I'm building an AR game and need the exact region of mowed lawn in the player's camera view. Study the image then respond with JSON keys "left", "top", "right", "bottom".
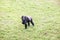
{"left": 0, "top": 0, "right": 60, "bottom": 40}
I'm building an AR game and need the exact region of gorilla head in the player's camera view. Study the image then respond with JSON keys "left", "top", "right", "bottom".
{"left": 21, "top": 16, "right": 34, "bottom": 29}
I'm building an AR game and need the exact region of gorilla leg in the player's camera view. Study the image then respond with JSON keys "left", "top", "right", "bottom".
{"left": 25, "top": 24, "right": 27, "bottom": 29}
{"left": 31, "top": 19, "right": 34, "bottom": 26}
{"left": 28, "top": 22, "right": 30, "bottom": 26}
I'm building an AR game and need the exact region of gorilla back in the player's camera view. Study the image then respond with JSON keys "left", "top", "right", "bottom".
{"left": 21, "top": 16, "right": 34, "bottom": 29}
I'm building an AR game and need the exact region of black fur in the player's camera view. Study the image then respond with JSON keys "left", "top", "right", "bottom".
{"left": 21, "top": 16, "right": 34, "bottom": 29}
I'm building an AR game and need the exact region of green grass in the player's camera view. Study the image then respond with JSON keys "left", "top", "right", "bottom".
{"left": 0, "top": 0, "right": 60, "bottom": 40}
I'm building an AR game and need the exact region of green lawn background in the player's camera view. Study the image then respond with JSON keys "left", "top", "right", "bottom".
{"left": 0, "top": 0, "right": 60, "bottom": 40}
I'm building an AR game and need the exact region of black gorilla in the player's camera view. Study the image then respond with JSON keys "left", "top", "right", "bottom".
{"left": 21, "top": 16, "right": 34, "bottom": 29}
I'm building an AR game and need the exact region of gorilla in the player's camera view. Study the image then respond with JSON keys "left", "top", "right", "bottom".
{"left": 21, "top": 16, "right": 34, "bottom": 29}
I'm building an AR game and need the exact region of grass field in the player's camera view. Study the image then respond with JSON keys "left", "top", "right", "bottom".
{"left": 0, "top": 0, "right": 60, "bottom": 40}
